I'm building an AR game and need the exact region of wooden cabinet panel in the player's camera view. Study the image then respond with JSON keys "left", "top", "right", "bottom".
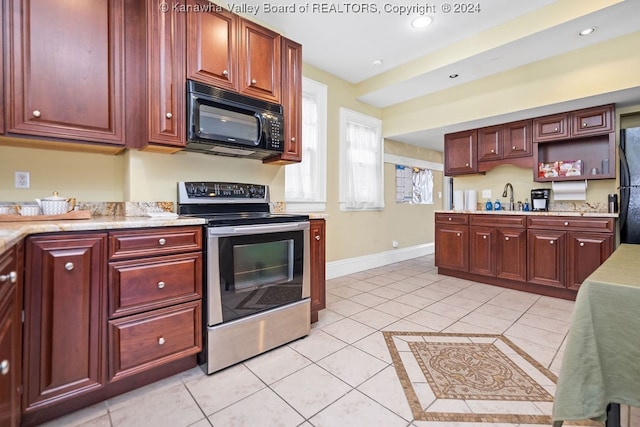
{"left": 435, "top": 224, "right": 468, "bottom": 271}
{"left": 570, "top": 105, "right": 614, "bottom": 138}
{"left": 444, "top": 130, "right": 477, "bottom": 175}
{"left": 109, "top": 252, "right": 202, "bottom": 318}
{"left": 527, "top": 229, "right": 565, "bottom": 288}
{"left": 109, "top": 226, "right": 202, "bottom": 259}
{"left": 436, "top": 213, "right": 468, "bottom": 225}
{"left": 533, "top": 113, "right": 569, "bottom": 142}
{"left": 109, "top": 301, "right": 201, "bottom": 381}
{"left": 469, "top": 214, "right": 525, "bottom": 228}
{"left": 23, "top": 233, "right": 107, "bottom": 412}
{"left": 147, "top": 0, "right": 186, "bottom": 148}
{"left": 477, "top": 125, "right": 502, "bottom": 162}
{"left": 566, "top": 232, "right": 613, "bottom": 290}
{"left": 496, "top": 228, "right": 527, "bottom": 282}
{"left": 239, "top": 19, "right": 281, "bottom": 102}
{"left": 527, "top": 216, "right": 614, "bottom": 232}
{"left": 469, "top": 227, "right": 496, "bottom": 276}
{"left": 186, "top": 0, "right": 238, "bottom": 91}
{"left": 503, "top": 120, "right": 532, "bottom": 158}
{"left": 310, "top": 219, "right": 326, "bottom": 323}
{"left": 6, "top": 0, "right": 125, "bottom": 145}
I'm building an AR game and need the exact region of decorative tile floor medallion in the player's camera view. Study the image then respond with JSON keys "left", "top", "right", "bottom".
{"left": 383, "top": 331, "right": 600, "bottom": 425}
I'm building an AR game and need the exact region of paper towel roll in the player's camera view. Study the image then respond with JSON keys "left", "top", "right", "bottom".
{"left": 551, "top": 180, "right": 587, "bottom": 201}
{"left": 465, "top": 190, "right": 477, "bottom": 211}
{"left": 453, "top": 190, "right": 464, "bottom": 211}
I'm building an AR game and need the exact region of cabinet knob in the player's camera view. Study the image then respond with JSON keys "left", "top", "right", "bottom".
{"left": 291, "top": 137, "right": 296, "bottom": 142}
{"left": 251, "top": 79, "right": 257, "bottom": 85}
{"left": 512, "top": 146, "right": 516, "bottom": 150}
{"left": 564, "top": 222, "right": 569, "bottom": 226}
{"left": 490, "top": 149, "right": 495, "bottom": 153}
{"left": 158, "top": 337, "right": 166, "bottom": 345}
{"left": 157, "top": 281, "right": 166, "bottom": 289}
{"left": 448, "top": 217, "right": 452, "bottom": 221}
{"left": 0, "top": 360, "right": 8, "bottom": 376}
{"left": 32, "top": 110, "right": 41, "bottom": 118}
{"left": 483, "top": 235, "right": 487, "bottom": 239}
{"left": 554, "top": 127, "right": 558, "bottom": 131}
{"left": 158, "top": 238, "right": 166, "bottom": 246}
{"left": 166, "top": 112, "right": 173, "bottom": 119}
{"left": 315, "top": 235, "right": 320, "bottom": 241}
{"left": 456, "top": 233, "right": 461, "bottom": 237}
{"left": 465, "top": 163, "right": 469, "bottom": 167}
{"left": 505, "top": 236, "right": 510, "bottom": 241}
{"left": 0, "top": 271, "right": 17, "bottom": 284}
{"left": 583, "top": 122, "right": 588, "bottom": 128}
{"left": 65, "top": 262, "right": 74, "bottom": 271}
{"left": 580, "top": 242, "right": 585, "bottom": 247}
{"left": 550, "top": 240, "right": 555, "bottom": 245}
{"left": 222, "top": 69, "right": 229, "bottom": 76}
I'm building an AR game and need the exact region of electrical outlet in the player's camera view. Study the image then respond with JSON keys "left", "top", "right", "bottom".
{"left": 392, "top": 240, "right": 399, "bottom": 248}
{"left": 482, "top": 189, "right": 491, "bottom": 199}
{"left": 15, "top": 171, "right": 30, "bottom": 189}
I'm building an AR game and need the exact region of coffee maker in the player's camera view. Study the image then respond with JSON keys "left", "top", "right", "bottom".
{"left": 531, "top": 188, "right": 551, "bottom": 211}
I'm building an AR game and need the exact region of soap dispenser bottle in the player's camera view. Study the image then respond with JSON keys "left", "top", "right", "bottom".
{"left": 485, "top": 199, "right": 493, "bottom": 211}
{"left": 494, "top": 199, "right": 501, "bottom": 211}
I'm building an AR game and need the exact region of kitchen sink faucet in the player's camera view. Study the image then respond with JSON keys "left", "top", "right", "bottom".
{"left": 502, "top": 183, "right": 514, "bottom": 211}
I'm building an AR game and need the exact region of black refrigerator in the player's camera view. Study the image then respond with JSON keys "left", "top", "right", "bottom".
{"left": 620, "top": 127, "right": 640, "bottom": 244}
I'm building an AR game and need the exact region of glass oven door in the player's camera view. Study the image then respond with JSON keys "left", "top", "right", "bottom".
{"left": 206, "top": 222, "right": 310, "bottom": 324}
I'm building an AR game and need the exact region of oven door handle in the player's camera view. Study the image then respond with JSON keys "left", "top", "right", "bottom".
{"left": 209, "top": 222, "right": 309, "bottom": 235}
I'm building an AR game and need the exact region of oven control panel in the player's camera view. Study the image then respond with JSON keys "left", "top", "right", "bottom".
{"left": 181, "top": 182, "right": 267, "bottom": 201}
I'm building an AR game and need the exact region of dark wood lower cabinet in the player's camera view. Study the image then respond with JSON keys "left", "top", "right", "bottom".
{"left": 310, "top": 219, "right": 326, "bottom": 323}
{"left": 527, "top": 229, "right": 566, "bottom": 288}
{"left": 567, "top": 232, "right": 613, "bottom": 290}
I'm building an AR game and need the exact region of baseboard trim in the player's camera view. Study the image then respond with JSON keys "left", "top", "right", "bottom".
{"left": 326, "top": 243, "right": 435, "bottom": 280}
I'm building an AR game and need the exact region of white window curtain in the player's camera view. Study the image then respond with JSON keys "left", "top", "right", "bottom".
{"left": 285, "top": 78, "right": 327, "bottom": 212}
{"left": 339, "top": 108, "right": 384, "bottom": 210}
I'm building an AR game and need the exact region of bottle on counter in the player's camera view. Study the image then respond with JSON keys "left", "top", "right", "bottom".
{"left": 523, "top": 198, "right": 530, "bottom": 212}
{"left": 485, "top": 199, "right": 493, "bottom": 211}
{"left": 494, "top": 199, "right": 501, "bottom": 211}
{"left": 517, "top": 201, "right": 523, "bottom": 211}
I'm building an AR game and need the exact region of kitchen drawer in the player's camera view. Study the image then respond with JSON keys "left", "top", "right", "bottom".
{"left": 527, "top": 216, "right": 614, "bottom": 232}
{"left": 108, "top": 226, "right": 202, "bottom": 260}
{"left": 470, "top": 214, "right": 525, "bottom": 228}
{"left": 108, "top": 253, "right": 202, "bottom": 318}
{"left": 435, "top": 213, "right": 468, "bottom": 225}
{"left": 108, "top": 300, "right": 201, "bottom": 381}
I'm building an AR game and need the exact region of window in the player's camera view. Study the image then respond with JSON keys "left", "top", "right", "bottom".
{"left": 339, "top": 108, "right": 384, "bottom": 211}
{"left": 285, "top": 77, "right": 327, "bottom": 212}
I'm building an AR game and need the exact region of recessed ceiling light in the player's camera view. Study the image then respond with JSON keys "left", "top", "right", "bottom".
{"left": 579, "top": 27, "right": 596, "bottom": 36}
{"left": 411, "top": 16, "right": 433, "bottom": 29}
{"left": 372, "top": 59, "right": 383, "bottom": 66}
{"left": 449, "top": 73, "right": 459, "bottom": 79}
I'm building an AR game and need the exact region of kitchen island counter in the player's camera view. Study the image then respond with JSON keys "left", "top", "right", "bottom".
{"left": 435, "top": 209, "right": 618, "bottom": 218}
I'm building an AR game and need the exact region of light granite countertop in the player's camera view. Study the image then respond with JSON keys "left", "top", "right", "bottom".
{"left": 0, "top": 216, "right": 206, "bottom": 255}
{"left": 435, "top": 209, "right": 619, "bottom": 218}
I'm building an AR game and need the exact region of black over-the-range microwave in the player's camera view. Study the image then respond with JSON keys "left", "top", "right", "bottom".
{"left": 185, "top": 80, "right": 285, "bottom": 159}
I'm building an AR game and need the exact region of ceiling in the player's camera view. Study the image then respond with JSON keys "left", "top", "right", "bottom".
{"left": 252, "top": 0, "right": 640, "bottom": 151}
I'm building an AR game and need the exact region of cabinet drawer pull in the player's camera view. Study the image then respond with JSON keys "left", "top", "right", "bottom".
{"left": 165, "top": 112, "right": 172, "bottom": 119}
{"left": 583, "top": 122, "right": 588, "bottom": 127}
{"left": 554, "top": 127, "right": 558, "bottom": 131}
{"left": 448, "top": 217, "right": 452, "bottom": 221}
{"left": 550, "top": 240, "right": 555, "bottom": 245}
{"left": 158, "top": 337, "right": 166, "bottom": 345}
{"left": 505, "top": 236, "right": 510, "bottom": 241}
{"left": 32, "top": 110, "right": 41, "bottom": 118}
{"left": 251, "top": 78, "right": 257, "bottom": 85}
{"left": 580, "top": 242, "right": 585, "bottom": 247}
{"left": 564, "top": 222, "right": 569, "bottom": 226}
{"left": 0, "top": 271, "right": 17, "bottom": 283}
{"left": 65, "top": 262, "right": 74, "bottom": 271}
{"left": 157, "top": 281, "right": 166, "bottom": 289}
{"left": 222, "top": 69, "right": 229, "bottom": 76}
{"left": 158, "top": 238, "right": 166, "bottom": 246}
{"left": 315, "top": 235, "right": 320, "bottom": 241}
{"left": 0, "top": 360, "right": 8, "bottom": 375}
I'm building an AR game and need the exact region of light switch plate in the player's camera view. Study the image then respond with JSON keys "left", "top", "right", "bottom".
{"left": 482, "top": 189, "right": 491, "bottom": 199}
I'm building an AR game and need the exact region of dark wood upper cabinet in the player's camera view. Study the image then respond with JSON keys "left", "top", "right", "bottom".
{"left": 186, "top": 0, "right": 238, "bottom": 92}
{"left": 238, "top": 18, "right": 281, "bottom": 103}
{"left": 570, "top": 104, "right": 614, "bottom": 137}
{"left": 503, "top": 120, "right": 533, "bottom": 158}
{"left": 146, "top": 0, "right": 186, "bottom": 149}
{"left": 5, "top": 0, "right": 125, "bottom": 146}
{"left": 444, "top": 130, "right": 477, "bottom": 175}
{"left": 477, "top": 125, "right": 502, "bottom": 162}
{"left": 533, "top": 113, "right": 569, "bottom": 142}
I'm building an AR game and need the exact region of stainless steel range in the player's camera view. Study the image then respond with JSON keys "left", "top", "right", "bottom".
{"left": 177, "top": 182, "right": 310, "bottom": 374}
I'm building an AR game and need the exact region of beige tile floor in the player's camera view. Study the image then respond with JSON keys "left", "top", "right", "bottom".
{"left": 39, "top": 254, "right": 639, "bottom": 427}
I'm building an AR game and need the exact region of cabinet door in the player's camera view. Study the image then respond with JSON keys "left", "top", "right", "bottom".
{"left": 239, "top": 18, "right": 281, "bottom": 102}
{"left": 444, "top": 130, "right": 477, "bottom": 175}
{"left": 566, "top": 232, "right": 613, "bottom": 290}
{"left": 23, "top": 234, "right": 107, "bottom": 412}
{"left": 503, "top": 120, "right": 532, "bottom": 158}
{"left": 6, "top": 0, "right": 125, "bottom": 145}
{"left": 477, "top": 125, "right": 502, "bottom": 162}
{"left": 533, "top": 113, "right": 569, "bottom": 142}
{"left": 186, "top": 0, "right": 238, "bottom": 91}
{"left": 310, "top": 219, "right": 326, "bottom": 324}
{"left": 469, "top": 227, "right": 496, "bottom": 276}
{"left": 147, "top": 0, "right": 186, "bottom": 148}
{"left": 570, "top": 105, "right": 614, "bottom": 138}
{"left": 265, "top": 37, "right": 302, "bottom": 164}
{"left": 435, "top": 225, "right": 469, "bottom": 271}
{"left": 496, "top": 228, "right": 527, "bottom": 282}
{"left": 527, "top": 229, "right": 565, "bottom": 288}
{"left": 0, "top": 294, "right": 19, "bottom": 427}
